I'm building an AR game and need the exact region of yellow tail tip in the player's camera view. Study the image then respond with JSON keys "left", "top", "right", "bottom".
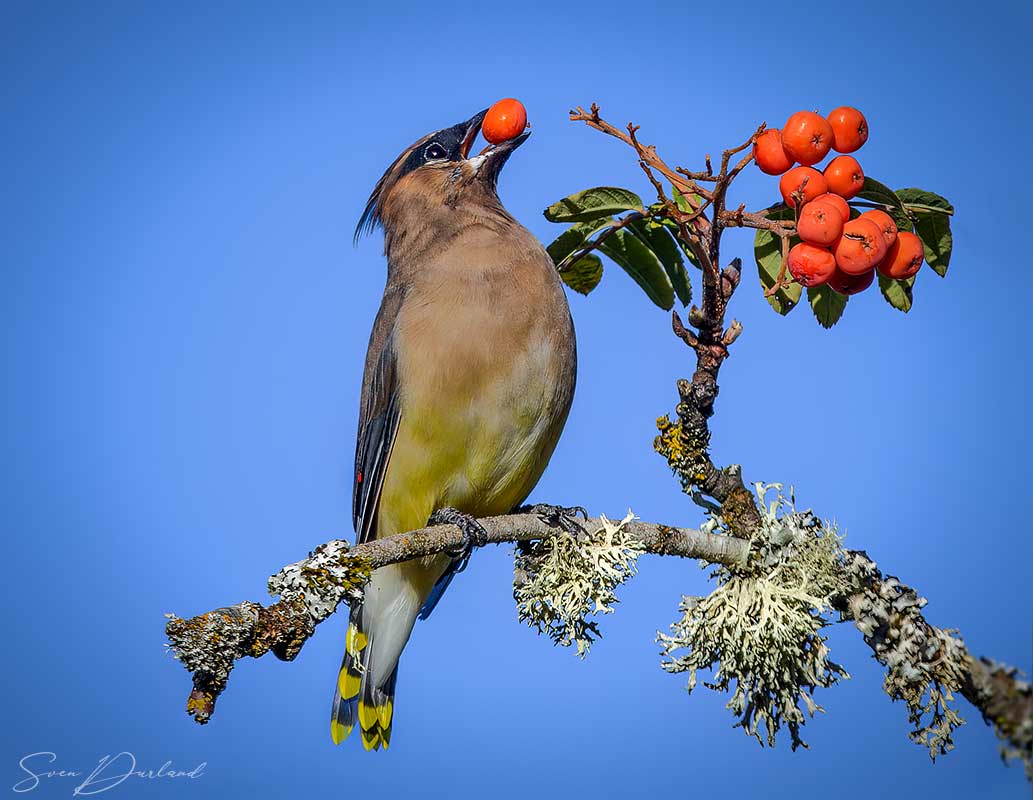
{"left": 338, "top": 668, "right": 362, "bottom": 700}
{"left": 330, "top": 719, "right": 353, "bottom": 745}
{"left": 376, "top": 699, "right": 393, "bottom": 730}
{"left": 360, "top": 725, "right": 382, "bottom": 751}
{"left": 358, "top": 701, "right": 380, "bottom": 731}
{"left": 357, "top": 701, "right": 394, "bottom": 751}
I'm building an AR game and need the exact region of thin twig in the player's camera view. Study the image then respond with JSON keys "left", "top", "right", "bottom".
{"left": 557, "top": 211, "right": 645, "bottom": 273}
{"left": 763, "top": 233, "right": 793, "bottom": 298}
{"left": 569, "top": 105, "right": 713, "bottom": 232}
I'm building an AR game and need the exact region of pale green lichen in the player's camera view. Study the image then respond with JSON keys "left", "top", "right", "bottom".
{"left": 840, "top": 551, "right": 968, "bottom": 762}
{"left": 267, "top": 539, "right": 370, "bottom": 623}
{"left": 165, "top": 603, "right": 261, "bottom": 675}
{"left": 514, "top": 511, "right": 643, "bottom": 657}
{"left": 165, "top": 602, "right": 263, "bottom": 723}
{"left": 658, "top": 483, "right": 849, "bottom": 750}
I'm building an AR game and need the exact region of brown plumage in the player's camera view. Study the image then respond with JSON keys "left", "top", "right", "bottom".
{"left": 331, "top": 108, "right": 577, "bottom": 750}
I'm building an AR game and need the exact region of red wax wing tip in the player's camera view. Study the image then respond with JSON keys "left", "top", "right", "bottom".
{"left": 356, "top": 472, "right": 363, "bottom": 483}
{"left": 482, "top": 98, "right": 528, "bottom": 145}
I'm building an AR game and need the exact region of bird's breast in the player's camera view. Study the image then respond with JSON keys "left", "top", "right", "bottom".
{"left": 381, "top": 263, "right": 575, "bottom": 527}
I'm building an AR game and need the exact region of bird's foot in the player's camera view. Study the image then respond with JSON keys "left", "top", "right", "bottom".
{"left": 428, "top": 507, "right": 489, "bottom": 567}
{"left": 516, "top": 503, "right": 588, "bottom": 535}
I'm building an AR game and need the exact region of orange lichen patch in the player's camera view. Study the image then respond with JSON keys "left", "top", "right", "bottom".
{"left": 186, "top": 689, "right": 214, "bottom": 720}
{"left": 655, "top": 414, "right": 711, "bottom": 486}
{"left": 654, "top": 415, "right": 685, "bottom": 464}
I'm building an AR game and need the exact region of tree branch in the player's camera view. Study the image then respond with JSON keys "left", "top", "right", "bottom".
{"left": 165, "top": 512, "right": 745, "bottom": 725}
{"left": 165, "top": 508, "right": 1032, "bottom": 773}
{"left": 836, "top": 549, "right": 1032, "bottom": 771}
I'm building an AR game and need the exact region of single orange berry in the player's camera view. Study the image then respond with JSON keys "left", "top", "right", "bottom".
{"left": 827, "top": 106, "right": 868, "bottom": 153}
{"left": 878, "top": 231, "right": 924, "bottom": 280}
{"left": 753, "top": 129, "right": 795, "bottom": 175}
{"left": 779, "top": 166, "right": 828, "bottom": 208}
{"left": 781, "top": 111, "right": 834, "bottom": 166}
{"left": 833, "top": 218, "right": 888, "bottom": 274}
{"left": 787, "top": 242, "right": 837, "bottom": 287}
{"left": 482, "top": 98, "right": 527, "bottom": 144}
{"left": 812, "top": 192, "right": 850, "bottom": 224}
{"left": 797, "top": 201, "right": 844, "bottom": 246}
{"left": 823, "top": 155, "right": 865, "bottom": 199}
{"left": 859, "top": 209, "right": 898, "bottom": 249}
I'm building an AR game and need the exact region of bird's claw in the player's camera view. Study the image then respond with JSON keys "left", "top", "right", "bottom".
{"left": 428, "top": 507, "right": 489, "bottom": 568}
{"left": 517, "top": 503, "right": 588, "bottom": 535}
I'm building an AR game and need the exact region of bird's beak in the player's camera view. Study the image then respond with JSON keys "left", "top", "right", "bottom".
{"left": 457, "top": 105, "right": 530, "bottom": 182}
{"left": 455, "top": 108, "right": 530, "bottom": 166}
{"left": 458, "top": 109, "right": 489, "bottom": 160}
{"left": 474, "top": 127, "right": 530, "bottom": 184}
{"left": 480, "top": 128, "right": 531, "bottom": 166}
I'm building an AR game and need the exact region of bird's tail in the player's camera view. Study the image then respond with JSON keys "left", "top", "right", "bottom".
{"left": 330, "top": 602, "right": 398, "bottom": 751}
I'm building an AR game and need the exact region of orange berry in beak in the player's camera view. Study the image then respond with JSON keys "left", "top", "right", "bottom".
{"left": 482, "top": 98, "right": 527, "bottom": 144}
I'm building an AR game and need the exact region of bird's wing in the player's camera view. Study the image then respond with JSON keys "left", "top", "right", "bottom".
{"left": 353, "top": 286, "right": 403, "bottom": 545}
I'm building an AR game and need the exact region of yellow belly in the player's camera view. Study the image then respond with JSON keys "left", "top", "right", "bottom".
{"left": 376, "top": 341, "right": 569, "bottom": 595}
{"left": 372, "top": 252, "right": 575, "bottom": 601}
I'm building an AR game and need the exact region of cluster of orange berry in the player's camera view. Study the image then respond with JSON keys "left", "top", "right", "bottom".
{"left": 754, "top": 107, "right": 925, "bottom": 295}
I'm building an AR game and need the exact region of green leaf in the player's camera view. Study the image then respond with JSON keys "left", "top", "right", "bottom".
{"left": 658, "top": 218, "right": 701, "bottom": 268}
{"left": 889, "top": 207, "right": 914, "bottom": 234}
{"left": 546, "top": 218, "right": 614, "bottom": 266}
{"left": 630, "top": 219, "right": 692, "bottom": 306}
{"left": 672, "top": 186, "right": 702, "bottom": 214}
{"left": 559, "top": 254, "right": 604, "bottom": 296}
{"left": 878, "top": 273, "right": 915, "bottom": 313}
{"left": 807, "top": 284, "right": 848, "bottom": 328}
{"left": 666, "top": 187, "right": 705, "bottom": 269}
{"left": 894, "top": 188, "right": 954, "bottom": 215}
{"left": 855, "top": 179, "right": 919, "bottom": 235}
{"left": 598, "top": 228, "right": 674, "bottom": 309}
{"left": 754, "top": 228, "right": 801, "bottom": 315}
{"left": 914, "top": 212, "right": 952, "bottom": 276}
{"left": 856, "top": 177, "right": 906, "bottom": 212}
{"left": 896, "top": 188, "right": 953, "bottom": 276}
{"left": 544, "top": 187, "right": 644, "bottom": 223}
{"left": 760, "top": 204, "right": 797, "bottom": 222}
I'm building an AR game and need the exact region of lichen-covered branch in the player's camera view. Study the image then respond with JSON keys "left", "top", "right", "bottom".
{"left": 165, "top": 498, "right": 1031, "bottom": 775}
{"left": 835, "top": 549, "right": 1033, "bottom": 775}
{"left": 656, "top": 483, "right": 1032, "bottom": 774}
{"left": 659, "top": 486, "right": 849, "bottom": 751}
{"left": 165, "top": 512, "right": 746, "bottom": 724}
{"left": 515, "top": 511, "right": 644, "bottom": 657}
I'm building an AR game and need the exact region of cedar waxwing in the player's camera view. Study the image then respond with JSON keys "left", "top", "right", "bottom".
{"left": 331, "top": 108, "right": 577, "bottom": 750}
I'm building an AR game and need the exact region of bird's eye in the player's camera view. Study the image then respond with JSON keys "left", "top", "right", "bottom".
{"left": 424, "top": 143, "right": 448, "bottom": 161}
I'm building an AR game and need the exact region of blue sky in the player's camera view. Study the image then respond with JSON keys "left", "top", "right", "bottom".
{"left": 3, "top": 1, "right": 1030, "bottom": 797}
